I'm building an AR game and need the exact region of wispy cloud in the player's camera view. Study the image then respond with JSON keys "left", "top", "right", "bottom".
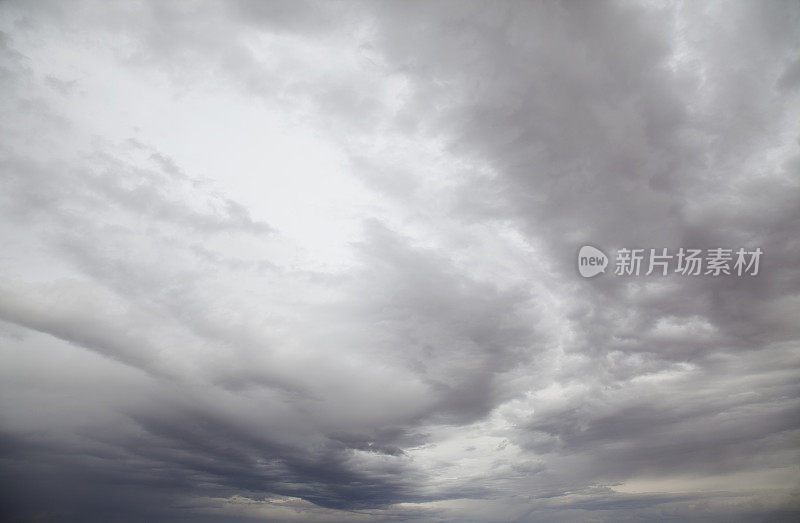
{"left": 1, "top": 1, "right": 798, "bottom": 521}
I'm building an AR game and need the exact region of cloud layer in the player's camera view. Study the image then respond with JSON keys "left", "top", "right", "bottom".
{"left": 1, "top": 1, "right": 799, "bottom": 521}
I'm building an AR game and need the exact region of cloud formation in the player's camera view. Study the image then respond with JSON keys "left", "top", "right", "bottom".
{"left": 0, "top": 1, "right": 798, "bottom": 521}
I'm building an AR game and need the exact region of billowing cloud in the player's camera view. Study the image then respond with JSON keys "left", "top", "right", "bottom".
{"left": 1, "top": 1, "right": 798, "bottom": 521}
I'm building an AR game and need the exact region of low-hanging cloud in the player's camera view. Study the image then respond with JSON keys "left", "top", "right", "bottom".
{"left": 1, "top": 1, "right": 798, "bottom": 521}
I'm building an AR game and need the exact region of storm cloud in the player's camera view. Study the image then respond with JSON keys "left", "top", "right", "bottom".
{"left": 1, "top": 1, "right": 799, "bottom": 521}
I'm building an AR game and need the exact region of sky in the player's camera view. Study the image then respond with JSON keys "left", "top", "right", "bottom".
{"left": 0, "top": 1, "right": 799, "bottom": 521}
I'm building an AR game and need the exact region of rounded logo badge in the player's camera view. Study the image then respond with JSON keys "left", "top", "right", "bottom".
{"left": 578, "top": 245, "right": 608, "bottom": 278}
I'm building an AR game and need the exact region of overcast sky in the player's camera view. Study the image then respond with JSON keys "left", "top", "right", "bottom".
{"left": 1, "top": 1, "right": 799, "bottom": 521}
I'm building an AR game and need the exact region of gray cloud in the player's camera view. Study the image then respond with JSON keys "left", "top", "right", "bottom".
{"left": 0, "top": 0, "right": 798, "bottom": 521}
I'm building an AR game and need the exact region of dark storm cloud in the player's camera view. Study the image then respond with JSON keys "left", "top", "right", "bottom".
{"left": 0, "top": 0, "right": 799, "bottom": 521}
{"left": 378, "top": 1, "right": 800, "bottom": 515}
{"left": 349, "top": 219, "right": 541, "bottom": 424}
{"left": 368, "top": 3, "right": 800, "bottom": 508}
{"left": 353, "top": 0, "right": 799, "bottom": 516}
